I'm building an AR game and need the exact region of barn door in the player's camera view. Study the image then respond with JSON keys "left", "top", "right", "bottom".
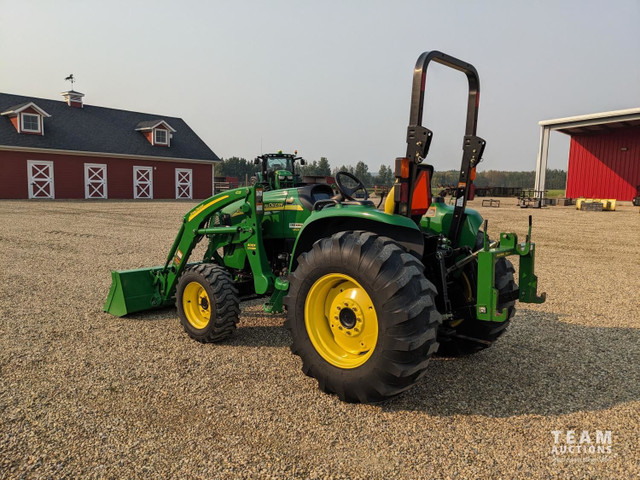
{"left": 27, "top": 160, "right": 55, "bottom": 199}
{"left": 133, "top": 166, "right": 153, "bottom": 199}
{"left": 84, "top": 163, "right": 108, "bottom": 199}
{"left": 175, "top": 168, "right": 192, "bottom": 199}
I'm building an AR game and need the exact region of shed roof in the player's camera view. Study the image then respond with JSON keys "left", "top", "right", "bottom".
{"left": 539, "top": 108, "right": 640, "bottom": 135}
{"left": 0, "top": 92, "right": 219, "bottom": 162}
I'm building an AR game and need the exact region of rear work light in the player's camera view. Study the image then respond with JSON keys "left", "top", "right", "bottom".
{"left": 395, "top": 157, "right": 410, "bottom": 179}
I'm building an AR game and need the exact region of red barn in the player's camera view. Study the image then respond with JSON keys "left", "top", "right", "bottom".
{"left": 534, "top": 108, "right": 640, "bottom": 201}
{"left": 0, "top": 91, "right": 220, "bottom": 199}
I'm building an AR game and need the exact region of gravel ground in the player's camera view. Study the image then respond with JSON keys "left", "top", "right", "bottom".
{"left": 1, "top": 198, "right": 639, "bottom": 479}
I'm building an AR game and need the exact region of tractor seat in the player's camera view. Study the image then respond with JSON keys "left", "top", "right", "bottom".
{"left": 297, "top": 184, "right": 336, "bottom": 211}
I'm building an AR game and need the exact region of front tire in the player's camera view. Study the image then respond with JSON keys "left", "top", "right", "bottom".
{"left": 285, "top": 231, "right": 441, "bottom": 403}
{"left": 176, "top": 264, "right": 240, "bottom": 343}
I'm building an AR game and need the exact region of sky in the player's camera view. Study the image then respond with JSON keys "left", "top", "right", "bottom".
{"left": 1, "top": 0, "right": 639, "bottom": 173}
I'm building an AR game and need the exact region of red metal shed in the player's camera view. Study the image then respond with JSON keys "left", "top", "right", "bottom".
{"left": 534, "top": 108, "right": 640, "bottom": 201}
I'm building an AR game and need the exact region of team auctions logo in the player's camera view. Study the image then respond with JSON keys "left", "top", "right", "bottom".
{"left": 550, "top": 430, "right": 613, "bottom": 463}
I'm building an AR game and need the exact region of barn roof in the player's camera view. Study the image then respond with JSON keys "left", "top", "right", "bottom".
{"left": 1, "top": 101, "right": 52, "bottom": 117}
{"left": 135, "top": 119, "right": 177, "bottom": 132}
{"left": 0, "top": 92, "right": 219, "bottom": 162}
{"left": 539, "top": 107, "right": 640, "bottom": 135}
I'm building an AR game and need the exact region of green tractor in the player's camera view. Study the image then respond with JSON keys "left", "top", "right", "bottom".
{"left": 105, "top": 51, "right": 545, "bottom": 403}
{"left": 252, "top": 150, "right": 306, "bottom": 189}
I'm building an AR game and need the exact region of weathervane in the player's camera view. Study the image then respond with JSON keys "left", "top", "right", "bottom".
{"left": 64, "top": 74, "right": 75, "bottom": 89}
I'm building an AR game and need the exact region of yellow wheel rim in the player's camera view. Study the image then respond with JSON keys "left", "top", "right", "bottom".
{"left": 182, "top": 282, "right": 211, "bottom": 329}
{"left": 304, "top": 273, "right": 378, "bottom": 369}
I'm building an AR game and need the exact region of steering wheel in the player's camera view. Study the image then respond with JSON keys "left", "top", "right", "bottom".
{"left": 335, "top": 172, "right": 369, "bottom": 201}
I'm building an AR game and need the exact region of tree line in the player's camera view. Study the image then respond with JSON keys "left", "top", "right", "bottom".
{"left": 215, "top": 156, "right": 566, "bottom": 190}
{"left": 431, "top": 169, "right": 567, "bottom": 189}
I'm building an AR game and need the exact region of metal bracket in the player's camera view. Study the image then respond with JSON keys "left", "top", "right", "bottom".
{"left": 406, "top": 125, "right": 433, "bottom": 163}
{"left": 449, "top": 135, "right": 486, "bottom": 247}
{"left": 264, "top": 277, "right": 289, "bottom": 314}
{"left": 436, "top": 250, "right": 452, "bottom": 316}
{"left": 476, "top": 217, "right": 546, "bottom": 321}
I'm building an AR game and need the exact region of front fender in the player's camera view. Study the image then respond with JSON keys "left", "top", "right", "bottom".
{"left": 289, "top": 204, "right": 423, "bottom": 270}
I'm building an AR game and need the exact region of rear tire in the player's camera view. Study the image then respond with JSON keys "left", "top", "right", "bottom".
{"left": 285, "top": 231, "right": 441, "bottom": 403}
{"left": 176, "top": 264, "right": 240, "bottom": 343}
{"left": 437, "top": 233, "right": 517, "bottom": 356}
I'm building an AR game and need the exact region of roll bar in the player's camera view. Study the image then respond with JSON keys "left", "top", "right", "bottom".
{"left": 402, "top": 51, "right": 485, "bottom": 247}
{"left": 408, "top": 50, "right": 480, "bottom": 137}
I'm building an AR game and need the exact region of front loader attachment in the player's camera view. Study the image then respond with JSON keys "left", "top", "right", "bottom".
{"left": 104, "top": 266, "right": 165, "bottom": 317}
{"left": 104, "top": 185, "right": 273, "bottom": 318}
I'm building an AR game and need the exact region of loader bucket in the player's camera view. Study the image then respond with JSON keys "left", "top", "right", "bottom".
{"left": 103, "top": 266, "right": 164, "bottom": 317}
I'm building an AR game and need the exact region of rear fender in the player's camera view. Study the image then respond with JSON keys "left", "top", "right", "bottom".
{"left": 420, "top": 202, "right": 483, "bottom": 250}
{"left": 289, "top": 205, "right": 423, "bottom": 270}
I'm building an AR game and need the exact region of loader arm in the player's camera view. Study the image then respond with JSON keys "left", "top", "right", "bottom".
{"left": 104, "top": 186, "right": 274, "bottom": 316}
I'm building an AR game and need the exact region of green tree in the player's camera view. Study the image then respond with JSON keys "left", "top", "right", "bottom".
{"left": 354, "top": 161, "right": 372, "bottom": 186}
{"left": 376, "top": 164, "right": 394, "bottom": 186}
{"left": 432, "top": 170, "right": 459, "bottom": 187}
{"left": 298, "top": 160, "right": 318, "bottom": 176}
{"left": 545, "top": 169, "right": 567, "bottom": 189}
{"left": 332, "top": 164, "right": 355, "bottom": 177}
{"left": 299, "top": 157, "right": 331, "bottom": 177}
{"left": 317, "top": 157, "right": 331, "bottom": 176}
{"left": 217, "top": 157, "right": 256, "bottom": 181}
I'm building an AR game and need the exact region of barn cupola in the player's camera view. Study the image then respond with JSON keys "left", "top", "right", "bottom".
{"left": 1, "top": 102, "right": 51, "bottom": 135}
{"left": 61, "top": 90, "right": 85, "bottom": 108}
{"left": 135, "top": 120, "right": 176, "bottom": 147}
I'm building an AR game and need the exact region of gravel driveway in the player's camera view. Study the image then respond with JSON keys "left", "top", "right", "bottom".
{"left": 1, "top": 199, "right": 638, "bottom": 479}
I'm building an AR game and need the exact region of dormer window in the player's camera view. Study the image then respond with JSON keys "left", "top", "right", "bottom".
{"left": 135, "top": 119, "right": 176, "bottom": 147}
{"left": 22, "top": 113, "right": 41, "bottom": 132}
{"left": 154, "top": 128, "right": 168, "bottom": 145}
{"left": 1, "top": 102, "right": 51, "bottom": 135}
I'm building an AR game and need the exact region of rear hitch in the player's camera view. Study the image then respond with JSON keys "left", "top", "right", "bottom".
{"left": 476, "top": 215, "right": 546, "bottom": 321}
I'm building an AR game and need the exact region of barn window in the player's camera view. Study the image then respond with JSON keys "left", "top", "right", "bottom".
{"left": 1, "top": 102, "right": 50, "bottom": 135}
{"left": 22, "top": 113, "right": 41, "bottom": 133}
{"left": 135, "top": 120, "right": 175, "bottom": 146}
{"left": 154, "top": 129, "right": 168, "bottom": 145}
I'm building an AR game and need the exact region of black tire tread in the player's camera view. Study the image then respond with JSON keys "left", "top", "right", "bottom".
{"left": 176, "top": 263, "right": 240, "bottom": 343}
{"left": 284, "top": 231, "right": 441, "bottom": 403}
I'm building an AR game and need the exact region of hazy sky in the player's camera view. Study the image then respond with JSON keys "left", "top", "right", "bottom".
{"left": 2, "top": 1, "right": 639, "bottom": 173}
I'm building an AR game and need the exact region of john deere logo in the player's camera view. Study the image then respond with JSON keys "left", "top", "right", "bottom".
{"left": 264, "top": 202, "right": 285, "bottom": 212}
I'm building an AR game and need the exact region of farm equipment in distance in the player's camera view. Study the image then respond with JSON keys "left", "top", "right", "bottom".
{"left": 105, "top": 51, "right": 545, "bottom": 403}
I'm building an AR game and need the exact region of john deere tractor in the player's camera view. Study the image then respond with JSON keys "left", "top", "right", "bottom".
{"left": 252, "top": 151, "right": 306, "bottom": 190}
{"left": 105, "top": 51, "right": 545, "bottom": 403}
